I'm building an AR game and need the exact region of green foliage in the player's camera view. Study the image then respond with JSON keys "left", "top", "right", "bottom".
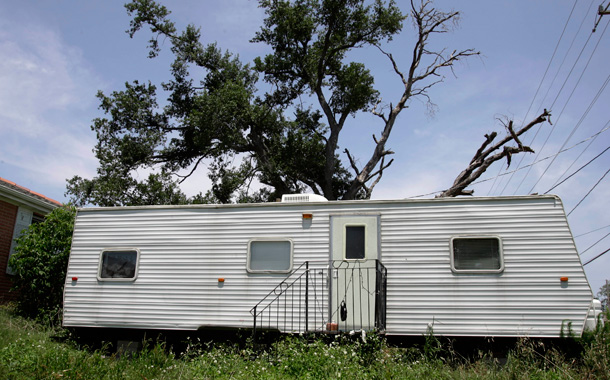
{"left": 66, "top": 170, "right": 191, "bottom": 207}
{"left": 2, "top": 303, "right": 610, "bottom": 380}
{"left": 580, "top": 310, "right": 610, "bottom": 379}
{"left": 67, "top": 0, "right": 472, "bottom": 206}
{"left": 8, "top": 205, "right": 76, "bottom": 324}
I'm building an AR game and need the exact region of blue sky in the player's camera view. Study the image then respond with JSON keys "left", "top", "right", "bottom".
{"left": 0, "top": 0, "right": 608, "bottom": 292}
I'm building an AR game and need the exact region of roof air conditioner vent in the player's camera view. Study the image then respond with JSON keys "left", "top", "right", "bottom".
{"left": 281, "top": 194, "right": 328, "bottom": 203}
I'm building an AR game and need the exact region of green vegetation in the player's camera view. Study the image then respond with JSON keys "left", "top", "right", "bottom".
{"left": 66, "top": 0, "right": 482, "bottom": 206}
{"left": 1, "top": 304, "right": 608, "bottom": 380}
{"left": 8, "top": 205, "right": 77, "bottom": 325}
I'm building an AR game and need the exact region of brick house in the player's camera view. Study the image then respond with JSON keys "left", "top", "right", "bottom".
{"left": 0, "top": 177, "right": 61, "bottom": 302}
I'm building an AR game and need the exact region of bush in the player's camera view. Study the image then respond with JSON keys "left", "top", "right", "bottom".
{"left": 8, "top": 205, "right": 76, "bottom": 324}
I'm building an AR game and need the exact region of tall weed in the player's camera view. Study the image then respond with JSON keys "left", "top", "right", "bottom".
{"left": 2, "top": 303, "right": 610, "bottom": 380}
{"left": 580, "top": 311, "right": 610, "bottom": 380}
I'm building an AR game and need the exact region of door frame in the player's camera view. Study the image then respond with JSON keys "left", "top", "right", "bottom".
{"left": 328, "top": 214, "right": 380, "bottom": 329}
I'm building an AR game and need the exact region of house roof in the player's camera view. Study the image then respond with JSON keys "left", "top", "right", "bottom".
{"left": 0, "top": 177, "right": 62, "bottom": 214}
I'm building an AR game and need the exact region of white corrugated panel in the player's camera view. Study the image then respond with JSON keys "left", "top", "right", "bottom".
{"left": 64, "top": 205, "right": 331, "bottom": 331}
{"left": 63, "top": 195, "right": 593, "bottom": 337}
{"left": 379, "top": 196, "right": 592, "bottom": 337}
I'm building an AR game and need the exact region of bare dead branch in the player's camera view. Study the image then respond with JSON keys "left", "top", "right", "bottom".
{"left": 438, "top": 109, "right": 552, "bottom": 198}
{"left": 365, "top": 157, "right": 394, "bottom": 183}
{"left": 342, "top": 0, "right": 480, "bottom": 199}
{"left": 175, "top": 156, "right": 205, "bottom": 183}
{"left": 470, "top": 132, "right": 497, "bottom": 165}
{"left": 344, "top": 148, "right": 360, "bottom": 176}
{"left": 365, "top": 157, "right": 392, "bottom": 198}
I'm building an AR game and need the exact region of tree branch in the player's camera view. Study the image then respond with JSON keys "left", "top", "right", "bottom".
{"left": 438, "top": 109, "right": 552, "bottom": 197}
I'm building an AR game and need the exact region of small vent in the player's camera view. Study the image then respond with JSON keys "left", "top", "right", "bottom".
{"left": 281, "top": 194, "right": 328, "bottom": 203}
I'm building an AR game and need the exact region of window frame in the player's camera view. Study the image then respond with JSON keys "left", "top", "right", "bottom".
{"left": 450, "top": 236, "right": 504, "bottom": 274}
{"left": 344, "top": 224, "right": 366, "bottom": 260}
{"left": 97, "top": 248, "right": 140, "bottom": 282}
{"left": 247, "top": 238, "right": 293, "bottom": 274}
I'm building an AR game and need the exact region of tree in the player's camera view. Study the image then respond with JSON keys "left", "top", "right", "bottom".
{"left": 66, "top": 0, "right": 481, "bottom": 206}
{"left": 67, "top": 170, "right": 190, "bottom": 207}
{"left": 8, "top": 205, "right": 77, "bottom": 324}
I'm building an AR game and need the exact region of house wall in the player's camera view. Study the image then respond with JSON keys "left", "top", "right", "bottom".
{"left": 0, "top": 199, "right": 18, "bottom": 302}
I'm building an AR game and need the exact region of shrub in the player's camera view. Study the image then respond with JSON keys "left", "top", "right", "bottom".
{"left": 580, "top": 310, "right": 610, "bottom": 380}
{"left": 8, "top": 205, "right": 76, "bottom": 324}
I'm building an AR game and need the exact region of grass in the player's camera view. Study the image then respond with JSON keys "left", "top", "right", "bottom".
{"left": 1, "top": 304, "right": 608, "bottom": 380}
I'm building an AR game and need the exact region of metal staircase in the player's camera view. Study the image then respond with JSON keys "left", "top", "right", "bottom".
{"left": 250, "top": 260, "right": 387, "bottom": 336}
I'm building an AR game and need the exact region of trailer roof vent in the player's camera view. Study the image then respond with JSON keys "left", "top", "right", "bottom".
{"left": 281, "top": 194, "right": 328, "bottom": 203}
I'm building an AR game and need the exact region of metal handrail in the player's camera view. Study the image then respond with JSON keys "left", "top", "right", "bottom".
{"left": 250, "top": 260, "right": 387, "bottom": 336}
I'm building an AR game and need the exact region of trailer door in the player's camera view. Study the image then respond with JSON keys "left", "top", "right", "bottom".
{"left": 330, "top": 215, "right": 379, "bottom": 331}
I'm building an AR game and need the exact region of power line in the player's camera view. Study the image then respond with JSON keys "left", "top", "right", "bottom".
{"left": 567, "top": 166, "right": 610, "bottom": 216}
{"left": 528, "top": 0, "right": 580, "bottom": 119}
{"left": 550, "top": 20, "right": 598, "bottom": 109}
{"left": 496, "top": 0, "right": 581, "bottom": 195}
{"left": 514, "top": 16, "right": 608, "bottom": 195}
{"left": 580, "top": 230, "right": 610, "bottom": 255}
{"left": 544, "top": 145, "right": 610, "bottom": 193}
{"left": 536, "top": 0, "right": 597, "bottom": 114}
{"left": 480, "top": 124, "right": 610, "bottom": 187}
{"left": 583, "top": 247, "right": 610, "bottom": 266}
{"left": 549, "top": 119, "right": 610, "bottom": 189}
{"left": 528, "top": 66, "right": 610, "bottom": 194}
{"left": 574, "top": 224, "right": 610, "bottom": 238}
{"left": 406, "top": 124, "right": 610, "bottom": 199}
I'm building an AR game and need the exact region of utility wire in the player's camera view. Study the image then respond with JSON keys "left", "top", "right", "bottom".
{"left": 525, "top": 0, "right": 580, "bottom": 123}
{"left": 544, "top": 145, "right": 610, "bottom": 193}
{"left": 549, "top": 119, "right": 610, "bottom": 189}
{"left": 527, "top": 52, "right": 610, "bottom": 194}
{"left": 575, "top": 224, "right": 610, "bottom": 238}
{"left": 580, "top": 230, "right": 610, "bottom": 256}
{"left": 567, "top": 166, "right": 610, "bottom": 216}
{"left": 514, "top": 17, "right": 607, "bottom": 195}
{"left": 536, "top": 0, "right": 596, "bottom": 114}
{"left": 583, "top": 247, "right": 610, "bottom": 266}
{"left": 550, "top": 22, "right": 597, "bottom": 109}
{"left": 496, "top": 0, "right": 580, "bottom": 195}
{"left": 406, "top": 124, "right": 610, "bottom": 199}
{"left": 507, "top": 1, "right": 597, "bottom": 195}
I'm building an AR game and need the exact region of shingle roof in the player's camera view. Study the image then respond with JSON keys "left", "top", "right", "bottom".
{"left": 0, "top": 177, "right": 62, "bottom": 209}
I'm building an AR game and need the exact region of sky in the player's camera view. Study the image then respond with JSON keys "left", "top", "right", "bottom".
{"left": 0, "top": 0, "right": 608, "bottom": 293}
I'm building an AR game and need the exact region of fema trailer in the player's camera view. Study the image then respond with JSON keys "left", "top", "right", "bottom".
{"left": 62, "top": 194, "right": 601, "bottom": 338}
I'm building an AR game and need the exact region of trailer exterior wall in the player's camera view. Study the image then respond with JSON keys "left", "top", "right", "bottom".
{"left": 64, "top": 205, "right": 331, "bottom": 331}
{"left": 62, "top": 195, "right": 593, "bottom": 337}
{"left": 380, "top": 196, "right": 592, "bottom": 337}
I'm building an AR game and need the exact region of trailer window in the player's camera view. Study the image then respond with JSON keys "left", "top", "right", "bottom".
{"left": 247, "top": 240, "right": 292, "bottom": 273}
{"left": 345, "top": 225, "right": 365, "bottom": 259}
{"left": 451, "top": 237, "right": 503, "bottom": 273}
{"left": 98, "top": 249, "right": 139, "bottom": 280}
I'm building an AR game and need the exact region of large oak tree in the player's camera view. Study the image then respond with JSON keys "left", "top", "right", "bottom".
{"left": 67, "top": 0, "right": 503, "bottom": 206}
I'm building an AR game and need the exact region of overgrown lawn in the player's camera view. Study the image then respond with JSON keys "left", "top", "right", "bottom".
{"left": 1, "top": 304, "right": 608, "bottom": 379}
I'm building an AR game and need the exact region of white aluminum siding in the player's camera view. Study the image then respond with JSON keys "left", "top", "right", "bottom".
{"left": 64, "top": 206, "right": 331, "bottom": 330}
{"left": 62, "top": 195, "right": 593, "bottom": 337}
{"left": 380, "top": 197, "right": 592, "bottom": 337}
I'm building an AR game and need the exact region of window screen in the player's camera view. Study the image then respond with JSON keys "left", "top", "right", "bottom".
{"left": 99, "top": 250, "right": 138, "bottom": 280}
{"left": 345, "top": 225, "right": 365, "bottom": 259}
{"left": 248, "top": 240, "right": 292, "bottom": 273}
{"left": 451, "top": 237, "right": 502, "bottom": 272}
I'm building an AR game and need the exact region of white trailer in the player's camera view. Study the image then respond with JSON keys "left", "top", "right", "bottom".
{"left": 63, "top": 194, "right": 598, "bottom": 338}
